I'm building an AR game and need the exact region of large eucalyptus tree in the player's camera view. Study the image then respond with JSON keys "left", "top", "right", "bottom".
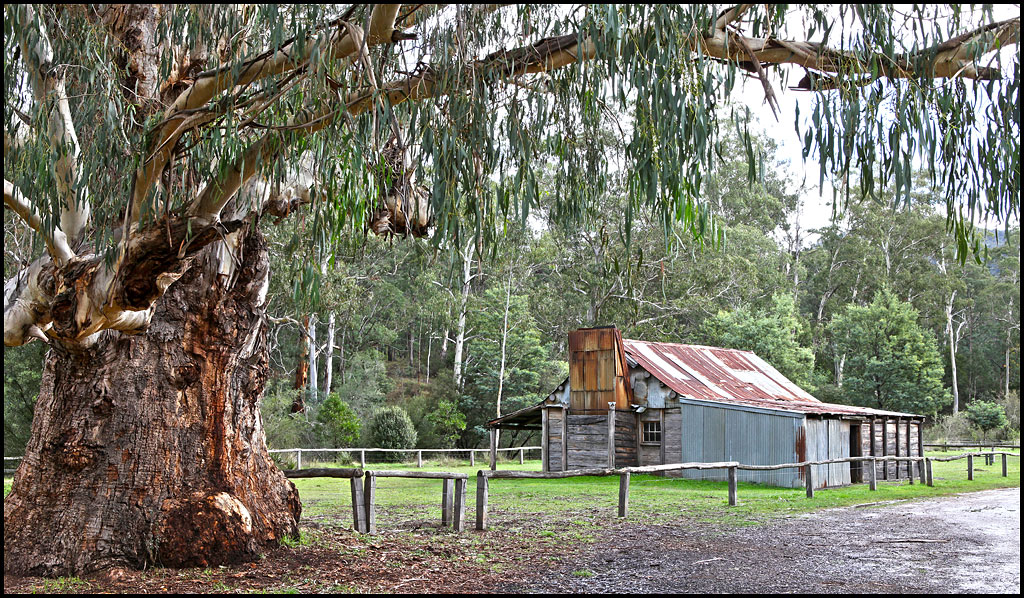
{"left": 3, "top": 3, "right": 1019, "bottom": 576}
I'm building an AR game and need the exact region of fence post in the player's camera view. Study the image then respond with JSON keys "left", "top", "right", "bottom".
{"left": 364, "top": 473, "right": 377, "bottom": 535}
{"left": 805, "top": 464, "right": 815, "bottom": 498}
{"left": 441, "top": 478, "right": 454, "bottom": 527}
{"left": 926, "top": 458, "right": 934, "bottom": 487}
{"left": 967, "top": 454, "right": 974, "bottom": 481}
{"left": 350, "top": 476, "right": 367, "bottom": 533}
{"left": 489, "top": 429, "right": 497, "bottom": 471}
{"left": 476, "top": 474, "right": 489, "bottom": 530}
{"left": 907, "top": 459, "right": 915, "bottom": 485}
{"left": 296, "top": 449, "right": 302, "bottom": 471}
{"left": 470, "top": 450, "right": 476, "bottom": 467}
{"left": 519, "top": 448, "right": 524, "bottom": 465}
{"left": 728, "top": 466, "right": 738, "bottom": 506}
{"left": 1002, "top": 453, "right": 1008, "bottom": 477}
{"left": 453, "top": 478, "right": 468, "bottom": 532}
{"left": 618, "top": 472, "right": 630, "bottom": 517}
{"left": 869, "top": 457, "right": 877, "bottom": 491}
{"left": 360, "top": 450, "right": 365, "bottom": 468}
{"left": 417, "top": 450, "right": 423, "bottom": 468}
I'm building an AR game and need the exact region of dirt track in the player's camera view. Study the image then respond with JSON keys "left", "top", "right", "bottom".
{"left": 498, "top": 487, "right": 1020, "bottom": 594}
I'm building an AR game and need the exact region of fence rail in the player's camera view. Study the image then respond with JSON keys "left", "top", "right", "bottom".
{"left": 267, "top": 446, "right": 541, "bottom": 469}
{"left": 475, "top": 451, "right": 1020, "bottom": 530}
{"left": 925, "top": 442, "right": 1020, "bottom": 451}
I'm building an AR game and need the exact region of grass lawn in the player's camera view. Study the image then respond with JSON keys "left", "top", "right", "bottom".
{"left": 3, "top": 451, "right": 1019, "bottom": 593}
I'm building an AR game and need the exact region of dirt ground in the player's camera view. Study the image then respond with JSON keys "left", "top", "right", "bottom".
{"left": 498, "top": 487, "right": 1021, "bottom": 594}
{"left": 4, "top": 488, "right": 1018, "bottom": 594}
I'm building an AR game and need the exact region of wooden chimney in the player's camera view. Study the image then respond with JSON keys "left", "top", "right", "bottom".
{"left": 567, "top": 326, "right": 633, "bottom": 412}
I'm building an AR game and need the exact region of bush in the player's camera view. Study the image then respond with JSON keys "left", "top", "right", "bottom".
{"left": 316, "top": 393, "right": 361, "bottom": 448}
{"left": 925, "top": 412, "right": 974, "bottom": 443}
{"left": 965, "top": 401, "right": 1010, "bottom": 441}
{"left": 426, "top": 400, "right": 467, "bottom": 449}
{"left": 367, "top": 406, "right": 418, "bottom": 461}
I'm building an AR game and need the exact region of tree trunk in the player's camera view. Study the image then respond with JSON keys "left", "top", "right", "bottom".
{"left": 453, "top": 241, "right": 472, "bottom": 390}
{"left": 324, "top": 311, "right": 336, "bottom": 395}
{"left": 3, "top": 225, "right": 301, "bottom": 576}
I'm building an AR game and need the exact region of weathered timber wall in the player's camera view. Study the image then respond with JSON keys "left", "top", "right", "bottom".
{"left": 547, "top": 408, "right": 564, "bottom": 472}
{"left": 565, "top": 414, "right": 610, "bottom": 469}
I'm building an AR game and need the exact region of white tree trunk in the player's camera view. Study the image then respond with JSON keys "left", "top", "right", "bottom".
{"left": 324, "top": 311, "right": 335, "bottom": 396}
{"left": 453, "top": 241, "right": 473, "bottom": 390}
{"left": 946, "top": 290, "right": 960, "bottom": 414}
{"left": 306, "top": 315, "right": 318, "bottom": 401}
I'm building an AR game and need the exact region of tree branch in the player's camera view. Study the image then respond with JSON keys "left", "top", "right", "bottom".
{"left": 4, "top": 180, "right": 75, "bottom": 264}
{"left": 16, "top": 5, "right": 90, "bottom": 244}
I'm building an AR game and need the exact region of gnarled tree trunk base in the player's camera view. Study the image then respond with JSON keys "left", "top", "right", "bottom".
{"left": 4, "top": 225, "right": 301, "bottom": 576}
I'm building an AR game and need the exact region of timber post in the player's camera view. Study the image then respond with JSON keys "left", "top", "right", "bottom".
{"left": 519, "top": 447, "right": 524, "bottom": 465}
{"left": 489, "top": 429, "right": 497, "bottom": 471}
{"left": 364, "top": 473, "right": 377, "bottom": 534}
{"left": 618, "top": 472, "right": 630, "bottom": 517}
{"left": 926, "top": 457, "right": 934, "bottom": 487}
{"left": 607, "top": 402, "right": 617, "bottom": 468}
{"left": 441, "top": 478, "right": 454, "bottom": 527}
{"left": 476, "top": 473, "right": 489, "bottom": 530}
{"left": 296, "top": 448, "right": 302, "bottom": 471}
{"left": 805, "top": 464, "right": 815, "bottom": 498}
{"left": 470, "top": 449, "right": 476, "bottom": 467}
{"left": 350, "top": 476, "right": 367, "bottom": 533}
{"left": 541, "top": 407, "right": 549, "bottom": 473}
{"left": 360, "top": 449, "right": 365, "bottom": 468}
{"left": 967, "top": 454, "right": 974, "bottom": 480}
{"left": 453, "top": 478, "right": 468, "bottom": 532}
{"left": 728, "top": 466, "right": 738, "bottom": 506}
{"left": 869, "top": 457, "right": 877, "bottom": 491}
{"left": 1002, "top": 453, "right": 1008, "bottom": 477}
{"left": 907, "top": 458, "right": 915, "bottom": 485}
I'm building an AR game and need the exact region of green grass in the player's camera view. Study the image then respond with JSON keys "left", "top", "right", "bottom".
{"left": 289, "top": 452, "right": 1019, "bottom": 534}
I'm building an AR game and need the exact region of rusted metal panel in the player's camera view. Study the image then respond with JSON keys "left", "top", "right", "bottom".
{"left": 567, "top": 327, "right": 633, "bottom": 412}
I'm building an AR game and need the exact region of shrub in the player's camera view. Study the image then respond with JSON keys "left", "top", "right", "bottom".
{"left": 367, "top": 406, "right": 418, "bottom": 461}
{"left": 426, "top": 400, "right": 467, "bottom": 449}
{"left": 316, "top": 393, "right": 361, "bottom": 448}
{"left": 965, "top": 401, "right": 1010, "bottom": 441}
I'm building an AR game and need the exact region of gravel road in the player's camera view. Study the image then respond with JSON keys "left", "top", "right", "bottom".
{"left": 499, "top": 487, "right": 1020, "bottom": 594}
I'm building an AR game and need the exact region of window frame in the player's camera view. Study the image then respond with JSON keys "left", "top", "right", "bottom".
{"left": 641, "top": 420, "right": 662, "bottom": 444}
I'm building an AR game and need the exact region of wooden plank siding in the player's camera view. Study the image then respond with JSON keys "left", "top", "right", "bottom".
{"left": 547, "top": 408, "right": 564, "bottom": 472}
{"left": 566, "top": 414, "right": 612, "bottom": 469}
{"left": 614, "top": 414, "right": 638, "bottom": 467}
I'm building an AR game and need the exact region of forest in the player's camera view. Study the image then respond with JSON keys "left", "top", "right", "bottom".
{"left": 9, "top": 131, "right": 1016, "bottom": 457}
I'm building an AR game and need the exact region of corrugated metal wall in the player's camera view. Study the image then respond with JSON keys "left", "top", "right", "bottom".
{"left": 677, "top": 402, "right": 804, "bottom": 488}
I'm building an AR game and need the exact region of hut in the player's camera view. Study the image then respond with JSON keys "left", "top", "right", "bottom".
{"left": 487, "top": 326, "right": 926, "bottom": 488}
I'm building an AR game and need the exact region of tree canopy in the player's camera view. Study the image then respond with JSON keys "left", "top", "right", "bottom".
{"left": 4, "top": 4, "right": 1020, "bottom": 351}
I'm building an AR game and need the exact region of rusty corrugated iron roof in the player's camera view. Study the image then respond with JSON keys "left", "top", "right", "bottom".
{"left": 622, "top": 339, "right": 921, "bottom": 419}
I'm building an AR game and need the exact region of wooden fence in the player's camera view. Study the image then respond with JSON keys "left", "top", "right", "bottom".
{"left": 281, "top": 467, "right": 468, "bottom": 534}
{"left": 268, "top": 446, "right": 540, "bottom": 470}
{"left": 474, "top": 451, "right": 1020, "bottom": 530}
{"left": 925, "top": 442, "right": 1020, "bottom": 451}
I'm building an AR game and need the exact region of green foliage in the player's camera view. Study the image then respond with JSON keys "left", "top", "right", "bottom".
{"left": 830, "top": 289, "right": 951, "bottom": 415}
{"left": 260, "top": 380, "right": 319, "bottom": 451}
{"left": 462, "top": 285, "right": 556, "bottom": 445}
{"left": 702, "top": 294, "right": 815, "bottom": 391}
{"left": 315, "top": 394, "right": 361, "bottom": 448}
{"left": 3, "top": 342, "right": 44, "bottom": 456}
{"left": 426, "top": 400, "right": 467, "bottom": 449}
{"left": 334, "top": 349, "right": 391, "bottom": 421}
{"left": 965, "top": 401, "right": 1009, "bottom": 440}
{"left": 368, "top": 406, "right": 418, "bottom": 459}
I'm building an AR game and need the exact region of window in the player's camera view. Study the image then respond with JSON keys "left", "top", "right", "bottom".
{"left": 642, "top": 420, "right": 662, "bottom": 443}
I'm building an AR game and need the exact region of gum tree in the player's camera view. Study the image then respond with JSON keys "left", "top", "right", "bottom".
{"left": 3, "top": 4, "right": 1019, "bottom": 576}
